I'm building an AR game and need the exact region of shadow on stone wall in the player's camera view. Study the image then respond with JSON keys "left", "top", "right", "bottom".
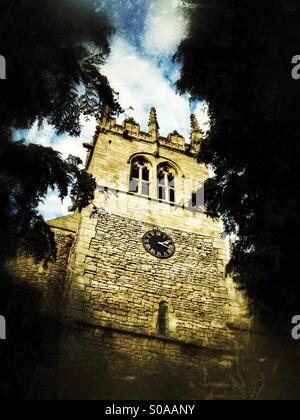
{"left": 50, "top": 324, "right": 300, "bottom": 400}
{"left": 2, "top": 268, "right": 300, "bottom": 400}
{"left": 0, "top": 269, "right": 62, "bottom": 400}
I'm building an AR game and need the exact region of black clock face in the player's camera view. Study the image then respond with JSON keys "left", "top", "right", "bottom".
{"left": 143, "top": 231, "right": 175, "bottom": 259}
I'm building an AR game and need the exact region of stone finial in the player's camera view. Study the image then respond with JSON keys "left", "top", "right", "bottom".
{"left": 191, "top": 114, "right": 201, "bottom": 132}
{"left": 190, "top": 114, "right": 204, "bottom": 153}
{"left": 148, "top": 107, "right": 160, "bottom": 141}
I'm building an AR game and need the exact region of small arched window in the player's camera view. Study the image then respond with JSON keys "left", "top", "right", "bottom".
{"left": 129, "top": 157, "right": 151, "bottom": 196}
{"left": 158, "top": 164, "right": 176, "bottom": 203}
{"left": 158, "top": 302, "right": 169, "bottom": 336}
{"left": 0, "top": 55, "right": 6, "bottom": 80}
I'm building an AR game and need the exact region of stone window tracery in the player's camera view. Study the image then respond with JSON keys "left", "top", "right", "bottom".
{"left": 129, "top": 157, "right": 151, "bottom": 196}
{"left": 157, "top": 164, "right": 176, "bottom": 203}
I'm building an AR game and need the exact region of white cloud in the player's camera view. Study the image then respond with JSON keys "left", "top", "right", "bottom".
{"left": 104, "top": 36, "right": 196, "bottom": 139}
{"left": 38, "top": 190, "right": 72, "bottom": 221}
{"left": 142, "top": 0, "right": 188, "bottom": 56}
{"left": 23, "top": 117, "right": 96, "bottom": 221}
{"left": 25, "top": 116, "right": 95, "bottom": 162}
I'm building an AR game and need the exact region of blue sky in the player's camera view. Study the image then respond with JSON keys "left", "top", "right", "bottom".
{"left": 26, "top": 0, "right": 208, "bottom": 220}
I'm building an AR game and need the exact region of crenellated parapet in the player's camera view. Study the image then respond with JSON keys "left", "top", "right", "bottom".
{"left": 92, "top": 107, "right": 204, "bottom": 155}
{"left": 160, "top": 130, "right": 186, "bottom": 152}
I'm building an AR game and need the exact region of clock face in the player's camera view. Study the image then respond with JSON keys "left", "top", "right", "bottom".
{"left": 143, "top": 231, "right": 175, "bottom": 259}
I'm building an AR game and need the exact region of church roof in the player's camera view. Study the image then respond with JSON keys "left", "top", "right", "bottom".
{"left": 47, "top": 213, "right": 80, "bottom": 234}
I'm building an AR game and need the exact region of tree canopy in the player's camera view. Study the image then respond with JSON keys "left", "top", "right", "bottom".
{"left": 0, "top": 131, "right": 96, "bottom": 261}
{"left": 176, "top": 0, "right": 300, "bottom": 316}
{"left": 0, "top": 0, "right": 121, "bottom": 262}
{"left": 0, "top": 0, "right": 121, "bottom": 134}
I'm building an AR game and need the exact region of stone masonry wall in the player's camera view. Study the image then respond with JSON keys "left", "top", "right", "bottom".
{"left": 54, "top": 324, "right": 243, "bottom": 400}
{"left": 28, "top": 322, "right": 300, "bottom": 400}
{"left": 67, "top": 211, "right": 248, "bottom": 351}
{"left": 7, "top": 229, "right": 74, "bottom": 315}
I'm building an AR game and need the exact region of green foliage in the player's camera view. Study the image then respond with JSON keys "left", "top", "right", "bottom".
{"left": 0, "top": 0, "right": 119, "bottom": 262}
{"left": 0, "top": 0, "right": 121, "bottom": 134}
{"left": 176, "top": 0, "right": 300, "bottom": 315}
{"left": 0, "top": 130, "right": 96, "bottom": 261}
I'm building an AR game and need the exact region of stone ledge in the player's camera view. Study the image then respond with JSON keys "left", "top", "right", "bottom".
{"left": 65, "top": 318, "right": 237, "bottom": 355}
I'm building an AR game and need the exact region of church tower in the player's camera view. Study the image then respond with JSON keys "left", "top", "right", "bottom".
{"left": 7, "top": 109, "right": 296, "bottom": 400}
{"left": 66, "top": 108, "right": 246, "bottom": 349}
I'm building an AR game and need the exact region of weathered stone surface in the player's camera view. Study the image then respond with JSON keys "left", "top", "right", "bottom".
{"left": 47, "top": 213, "right": 80, "bottom": 233}
{"left": 7, "top": 228, "right": 74, "bottom": 315}
{"left": 66, "top": 212, "right": 247, "bottom": 351}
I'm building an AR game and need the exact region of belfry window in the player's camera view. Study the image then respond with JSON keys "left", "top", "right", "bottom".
{"left": 157, "top": 165, "right": 176, "bottom": 203}
{"left": 129, "top": 158, "right": 150, "bottom": 196}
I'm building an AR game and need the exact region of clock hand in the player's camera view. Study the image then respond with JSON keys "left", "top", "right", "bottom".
{"left": 158, "top": 242, "right": 171, "bottom": 248}
{"left": 159, "top": 238, "right": 171, "bottom": 243}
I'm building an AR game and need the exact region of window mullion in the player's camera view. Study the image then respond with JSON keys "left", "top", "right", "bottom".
{"left": 139, "top": 165, "right": 142, "bottom": 194}
{"left": 165, "top": 173, "right": 169, "bottom": 202}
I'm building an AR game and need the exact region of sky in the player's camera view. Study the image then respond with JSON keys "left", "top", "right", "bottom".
{"left": 26, "top": 0, "right": 209, "bottom": 220}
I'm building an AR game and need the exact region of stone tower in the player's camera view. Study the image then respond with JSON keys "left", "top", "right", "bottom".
{"left": 66, "top": 108, "right": 247, "bottom": 349}
{"left": 7, "top": 109, "right": 300, "bottom": 400}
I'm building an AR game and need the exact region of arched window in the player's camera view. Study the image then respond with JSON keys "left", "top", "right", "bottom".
{"left": 157, "top": 164, "right": 176, "bottom": 203}
{"left": 0, "top": 55, "right": 6, "bottom": 80}
{"left": 158, "top": 302, "right": 169, "bottom": 336}
{"left": 129, "top": 157, "right": 151, "bottom": 196}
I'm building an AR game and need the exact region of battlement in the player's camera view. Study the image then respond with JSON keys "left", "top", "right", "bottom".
{"left": 93, "top": 107, "right": 203, "bottom": 154}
